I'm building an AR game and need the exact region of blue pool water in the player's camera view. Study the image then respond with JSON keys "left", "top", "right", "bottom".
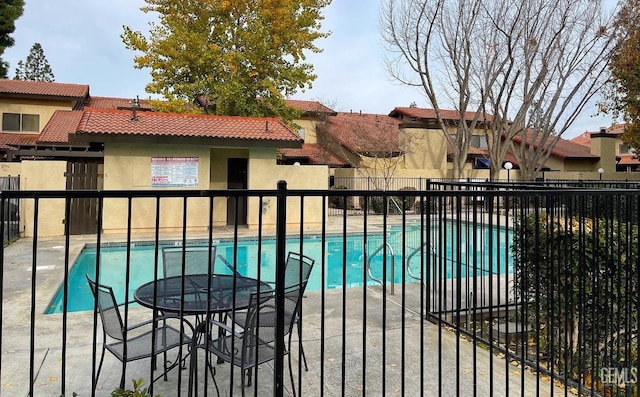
{"left": 46, "top": 222, "right": 513, "bottom": 314}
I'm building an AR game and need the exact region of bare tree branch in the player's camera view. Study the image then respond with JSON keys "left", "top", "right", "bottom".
{"left": 382, "top": 0, "right": 624, "bottom": 180}
{"left": 317, "top": 112, "right": 416, "bottom": 190}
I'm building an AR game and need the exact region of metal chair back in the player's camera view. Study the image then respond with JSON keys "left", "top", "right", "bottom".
{"left": 162, "top": 246, "right": 217, "bottom": 277}
{"left": 284, "top": 252, "right": 315, "bottom": 288}
{"left": 86, "top": 275, "right": 125, "bottom": 341}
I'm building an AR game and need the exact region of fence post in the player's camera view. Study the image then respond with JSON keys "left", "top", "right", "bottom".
{"left": 275, "top": 180, "right": 287, "bottom": 396}
{"left": 0, "top": 191, "right": 4, "bottom": 248}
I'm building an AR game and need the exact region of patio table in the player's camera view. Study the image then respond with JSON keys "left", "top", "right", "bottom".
{"left": 134, "top": 274, "right": 273, "bottom": 395}
{"left": 134, "top": 274, "right": 272, "bottom": 316}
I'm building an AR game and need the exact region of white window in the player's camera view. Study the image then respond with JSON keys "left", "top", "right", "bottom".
{"left": 298, "top": 127, "right": 305, "bottom": 140}
{"left": 2, "top": 113, "right": 39, "bottom": 132}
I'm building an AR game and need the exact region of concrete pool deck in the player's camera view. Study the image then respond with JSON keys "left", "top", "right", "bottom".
{"left": 1, "top": 216, "right": 570, "bottom": 396}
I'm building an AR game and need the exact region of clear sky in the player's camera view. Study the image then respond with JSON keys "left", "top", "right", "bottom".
{"left": 3, "top": 0, "right": 614, "bottom": 138}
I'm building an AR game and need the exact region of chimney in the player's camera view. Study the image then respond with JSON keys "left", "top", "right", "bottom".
{"left": 590, "top": 126, "right": 616, "bottom": 172}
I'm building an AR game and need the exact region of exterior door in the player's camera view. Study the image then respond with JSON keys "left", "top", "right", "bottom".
{"left": 227, "top": 158, "right": 248, "bottom": 225}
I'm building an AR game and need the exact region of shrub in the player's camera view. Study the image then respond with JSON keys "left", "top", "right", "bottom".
{"left": 415, "top": 195, "right": 443, "bottom": 215}
{"left": 368, "top": 194, "right": 385, "bottom": 214}
{"left": 513, "top": 212, "right": 639, "bottom": 392}
{"left": 397, "top": 186, "right": 417, "bottom": 212}
{"left": 366, "top": 192, "right": 404, "bottom": 215}
{"left": 328, "top": 185, "right": 351, "bottom": 209}
{"left": 362, "top": 188, "right": 419, "bottom": 215}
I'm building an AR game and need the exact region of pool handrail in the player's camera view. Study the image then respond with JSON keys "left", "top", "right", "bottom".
{"left": 367, "top": 242, "right": 395, "bottom": 295}
{"left": 406, "top": 242, "right": 437, "bottom": 285}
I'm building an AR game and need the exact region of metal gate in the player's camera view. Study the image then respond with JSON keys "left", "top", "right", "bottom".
{"left": 65, "top": 161, "right": 101, "bottom": 235}
{"left": 0, "top": 176, "right": 19, "bottom": 243}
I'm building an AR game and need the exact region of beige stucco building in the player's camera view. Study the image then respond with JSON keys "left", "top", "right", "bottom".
{"left": 0, "top": 80, "right": 327, "bottom": 237}
{"left": 1, "top": 79, "right": 638, "bottom": 237}
{"left": 291, "top": 105, "right": 637, "bottom": 183}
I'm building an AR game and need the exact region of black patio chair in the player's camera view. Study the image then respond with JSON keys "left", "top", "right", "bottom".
{"left": 231, "top": 252, "right": 315, "bottom": 371}
{"left": 162, "top": 245, "right": 219, "bottom": 278}
{"left": 162, "top": 245, "right": 240, "bottom": 325}
{"left": 193, "top": 283, "right": 306, "bottom": 397}
{"left": 86, "top": 275, "right": 193, "bottom": 390}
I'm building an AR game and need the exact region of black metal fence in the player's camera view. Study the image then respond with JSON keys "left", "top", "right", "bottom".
{"left": 331, "top": 176, "right": 440, "bottom": 191}
{"left": 1, "top": 182, "right": 639, "bottom": 396}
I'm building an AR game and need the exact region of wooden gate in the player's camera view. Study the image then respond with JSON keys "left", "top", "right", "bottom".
{"left": 0, "top": 176, "right": 20, "bottom": 244}
{"left": 65, "top": 161, "right": 101, "bottom": 235}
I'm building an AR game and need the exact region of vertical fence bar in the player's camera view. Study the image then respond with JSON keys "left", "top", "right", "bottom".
{"left": 361, "top": 192, "right": 367, "bottom": 397}
{"left": 227, "top": 193, "right": 240, "bottom": 396}
{"left": 28, "top": 196, "right": 39, "bottom": 397}
{"left": 297, "top": 195, "right": 305, "bottom": 394}
{"left": 382, "top": 192, "right": 388, "bottom": 395}
{"left": 88, "top": 194, "right": 104, "bottom": 396}
{"left": 275, "top": 180, "right": 287, "bottom": 396}
{"left": 320, "top": 194, "right": 327, "bottom": 396}
{"left": 341, "top": 193, "right": 348, "bottom": 396}
{"left": 60, "top": 194, "right": 72, "bottom": 397}
{"left": 0, "top": 193, "right": 3, "bottom": 393}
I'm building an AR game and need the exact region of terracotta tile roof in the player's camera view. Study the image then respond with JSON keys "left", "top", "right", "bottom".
{"left": 285, "top": 99, "right": 336, "bottom": 115}
{"left": 607, "top": 124, "right": 625, "bottom": 134}
{"left": 512, "top": 130, "right": 598, "bottom": 160}
{"left": 0, "top": 132, "right": 39, "bottom": 150}
{"left": 73, "top": 108, "right": 302, "bottom": 145}
{"left": 618, "top": 154, "right": 640, "bottom": 166}
{"left": 571, "top": 124, "right": 626, "bottom": 147}
{"left": 280, "top": 144, "right": 348, "bottom": 166}
{"left": 85, "top": 96, "right": 152, "bottom": 110}
{"left": 389, "top": 107, "right": 492, "bottom": 123}
{"left": 0, "top": 79, "right": 89, "bottom": 99}
{"left": 570, "top": 131, "right": 592, "bottom": 147}
{"left": 38, "top": 110, "right": 85, "bottom": 144}
{"left": 320, "top": 112, "right": 402, "bottom": 154}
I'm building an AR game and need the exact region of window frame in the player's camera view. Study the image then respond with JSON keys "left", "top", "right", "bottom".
{"left": 470, "top": 135, "right": 488, "bottom": 149}
{"left": 619, "top": 143, "right": 631, "bottom": 155}
{"left": 2, "top": 112, "right": 40, "bottom": 132}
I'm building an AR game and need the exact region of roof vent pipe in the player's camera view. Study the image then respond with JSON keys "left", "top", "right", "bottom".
{"left": 131, "top": 95, "right": 140, "bottom": 121}
{"left": 265, "top": 120, "right": 269, "bottom": 131}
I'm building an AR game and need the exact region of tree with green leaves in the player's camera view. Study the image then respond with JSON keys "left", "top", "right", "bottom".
{"left": 0, "top": 0, "right": 24, "bottom": 78}
{"left": 14, "top": 42, "right": 55, "bottom": 82}
{"left": 122, "top": 0, "right": 331, "bottom": 120}
{"left": 601, "top": 0, "right": 640, "bottom": 150}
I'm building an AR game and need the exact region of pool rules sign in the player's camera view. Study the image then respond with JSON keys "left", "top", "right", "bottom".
{"left": 151, "top": 157, "right": 199, "bottom": 187}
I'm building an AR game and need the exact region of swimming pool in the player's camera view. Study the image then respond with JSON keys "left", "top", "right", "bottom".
{"left": 46, "top": 222, "right": 513, "bottom": 314}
